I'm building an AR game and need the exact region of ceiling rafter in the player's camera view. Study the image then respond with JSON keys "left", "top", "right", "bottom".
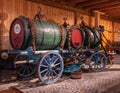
{"left": 106, "top": 13, "right": 120, "bottom": 18}
{"left": 70, "top": 0, "right": 87, "bottom": 3}
{"left": 76, "top": 0, "right": 109, "bottom": 8}
{"left": 105, "top": 9, "right": 120, "bottom": 13}
{"left": 83, "top": 0, "right": 120, "bottom": 10}
{"left": 99, "top": 4, "right": 120, "bottom": 11}
{"left": 106, "top": 12, "right": 120, "bottom": 16}
{"left": 51, "top": 0, "right": 66, "bottom": 2}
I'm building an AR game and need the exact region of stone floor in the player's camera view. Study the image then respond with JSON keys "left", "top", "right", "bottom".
{"left": 0, "top": 55, "right": 120, "bottom": 93}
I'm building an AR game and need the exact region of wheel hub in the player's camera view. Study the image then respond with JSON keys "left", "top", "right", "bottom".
{"left": 48, "top": 64, "right": 55, "bottom": 71}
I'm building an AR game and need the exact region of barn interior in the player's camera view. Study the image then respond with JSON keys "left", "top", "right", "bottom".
{"left": 0, "top": 0, "right": 120, "bottom": 93}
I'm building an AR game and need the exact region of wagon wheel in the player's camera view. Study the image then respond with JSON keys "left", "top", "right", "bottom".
{"left": 89, "top": 52, "right": 107, "bottom": 72}
{"left": 14, "top": 54, "right": 38, "bottom": 78}
{"left": 38, "top": 52, "right": 64, "bottom": 84}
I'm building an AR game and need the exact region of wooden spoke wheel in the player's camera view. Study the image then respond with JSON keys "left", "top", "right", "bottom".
{"left": 38, "top": 52, "right": 64, "bottom": 84}
{"left": 14, "top": 54, "right": 39, "bottom": 78}
{"left": 89, "top": 52, "right": 107, "bottom": 72}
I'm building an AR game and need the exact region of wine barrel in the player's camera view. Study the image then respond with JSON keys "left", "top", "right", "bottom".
{"left": 81, "top": 26, "right": 101, "bottom": 48}
{"left": 93, "top": 29, "right": 101, "bottom": 47}
{"left": 10, "top": 17, "right": 62, "bottom": 50}
{"left": 65, "top": 27, "right": 85, "bottom": 48}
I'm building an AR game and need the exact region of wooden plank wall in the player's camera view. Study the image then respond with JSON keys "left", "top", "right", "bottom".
{"left": 0, "top": 0, "right": 120, "bottom": 50}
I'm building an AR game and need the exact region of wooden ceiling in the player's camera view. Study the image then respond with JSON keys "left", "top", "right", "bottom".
{"left": 51, "top": 0, "right": 120, "bottom": 19}
{"left": 27, "top": 0, "right": 120, "bottom": 21}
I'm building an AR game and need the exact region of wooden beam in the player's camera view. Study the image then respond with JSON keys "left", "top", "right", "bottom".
{"left": 108, "top": 14, "right": 120, "bottom": 16}
{"left": 76, "top": 0, "right": 108, "bottom": 8}
{"left": 99, "top": 4, "right": 120, "bottom": 11}
{"left": 83, "top": 0, "right": 120, "bottom": 10}
{"left": 105, "top": 9, "right": 120, "bottom": 13}
{"left": 53, "top": 0, "right": 65, "bottom": 1}
{"left": 106, "top": 12, "right": 120, "bottom": 17}
{"left": 70, "top": 0, "right": 87, "bottom": 3}
{"left": 105, "top": 10, "right": 120, "bottom": 16}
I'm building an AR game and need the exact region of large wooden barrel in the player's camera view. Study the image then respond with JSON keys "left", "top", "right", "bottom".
{"left": 64, "top": 27, "right": 85, "bottom": 48}
{"left": 81, "top": 26, "right": 101, "bottom": 48}
{"left": 10, "top": 17, "right": 62, "bottom": 50}
{"left": 64, "top": 27, "right": 101, "bottom": 49}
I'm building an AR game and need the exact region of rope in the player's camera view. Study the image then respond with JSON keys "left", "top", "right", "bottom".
{"left": 67, "top": 27, "right": 72, "bottom": 51}
{"left": 20, "top": 16, "right": 37, "bottom": 51}
{"left": 27, "top": 18, "right": 37, "bottom": 51}
{"left": 59, "top": 25, "right": 65, "bottom": 56}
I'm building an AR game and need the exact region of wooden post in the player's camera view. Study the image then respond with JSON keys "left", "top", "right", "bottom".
{"left": 112, "top": 21, "right": 114, "bottom": 42}
{"left": 89, "top": 16, "right": 93, "bottom": 27}
{"left": 94, "top": 11, "right": 100, "bottom": 27}
{"left": 94, "top": 10, "right": 105, "bottom": 27}
{"left": 74, "top": 12, "right": 79, "bottom": 26}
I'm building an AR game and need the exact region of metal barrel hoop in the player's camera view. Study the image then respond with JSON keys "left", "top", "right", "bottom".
{"left": 59, "top": 25, "right": 65, "bottom": 56}
{"left": 25, "top": 17, "right": 37, "bottom": 51}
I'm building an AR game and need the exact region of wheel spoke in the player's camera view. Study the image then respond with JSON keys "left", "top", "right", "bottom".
{"left": 47, "top": 71, "right": 50, "bottom": 81}
{"left": 43, "top": 71, "right": 49, "bottom": 78}
{"left": 23, "top": 65, "right": 27, "bottom": 75}
{"left": 56, "top": 67, "right": 61, "bottom": 71}
{"left": 44, "top": 58, "right": 49, "bottom": 65}
{"left": 26, "top": 66, "right": 30, "bottom": 75}
{"left": 53, "top": 70, "right": 58, "bottom": 77}
{"left": 92, "top": 56, "right": 96, "bottom": 61}
{"left": 54, "top": 62, "right": 60, "bottom": 66}
{"left": 52, "top": 54, "right": 55, "bottom": 62}
{"left": 93, "top": 64, "right": 96, "bottom": 69}
{"left": 51, "top": 70, "right": 54, "bottom": 80}
{"left": 53, "top": 58, "right": 59, "bottom": 64}
{"left": 19, "top": 65, "right": 25, "bottom": 72}
{"left": 29, "top": 65, "right": 34, "bottom": 71}
{"left": 46, "top": 55, "right": 50, "bottom": 62}
{"left": 40, "top": 68, "right": 48, "bottom": 74}
{"left": 96, "top": 65, "right": 99, "bottom": 69}
{"left": 41, "top": 64, "right": 48, "bottom": 68}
